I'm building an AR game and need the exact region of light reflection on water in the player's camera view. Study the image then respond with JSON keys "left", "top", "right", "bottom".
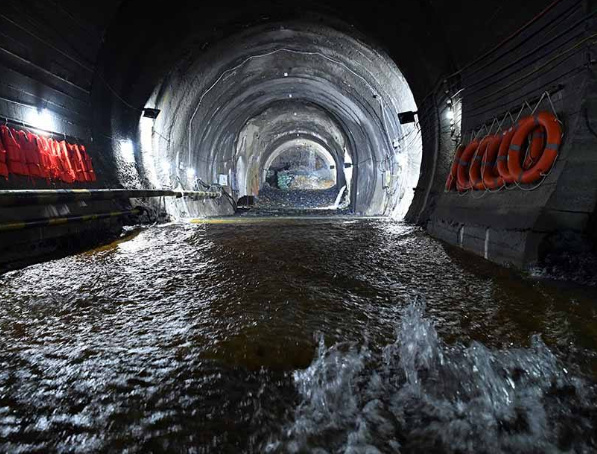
{"left": 0, "top": 219, "right": 596, "bottom": 453}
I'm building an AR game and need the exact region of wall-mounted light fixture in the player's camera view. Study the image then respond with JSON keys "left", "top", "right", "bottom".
{"left": 143, "top": 108, "right": 161, "bottom": 119}
{"left": 398, "top": 111, "right": 417, "bottom": 125}
{"left": 26, "top": 108, "right": 55, "bottom": 132}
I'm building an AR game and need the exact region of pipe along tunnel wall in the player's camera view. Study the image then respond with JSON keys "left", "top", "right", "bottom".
{"left": 0, "top": 0, "right": 596, "bottom": 276}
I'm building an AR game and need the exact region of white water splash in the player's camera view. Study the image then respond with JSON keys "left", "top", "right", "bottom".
{"left": 267, "top": 300, "right": 596, "bottom": 454}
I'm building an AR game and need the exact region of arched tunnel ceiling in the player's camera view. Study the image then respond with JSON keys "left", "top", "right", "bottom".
{"left": 93, "top": 0, "right": 553, "bottom": 108}
{"left": 88, "top": 0, "right": 553, "bottom": 218}
{"left": 136, "top": 20, "right": 420, "bottom": 216}
{"left": 265, "top": 140, "right": 337, "bottom": 172}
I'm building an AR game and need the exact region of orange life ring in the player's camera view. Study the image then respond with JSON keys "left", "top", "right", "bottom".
{"left": 523, "top": 127, "right": 545, "bottom": 170}
{"left": 445, "top": 144, "right": 465, "bottom": 191}
{"left": 456, "top": 140, "right": 479, "bottom": 191}
{"left": 469, "top": 136, "right": 494, "bottom": 190}
{"left": 507, "top": 112, "right": 561, "bottom": 184}
{"left": 496, "top": 126, "right": 518, "bottom": 184}
{"left": 480, "top": 135, "right": 504, "bottom": 189}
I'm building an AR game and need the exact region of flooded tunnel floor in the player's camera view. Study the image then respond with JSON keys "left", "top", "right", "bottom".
{"left": 1, "top": 218, "right": 597, "bottom": 453}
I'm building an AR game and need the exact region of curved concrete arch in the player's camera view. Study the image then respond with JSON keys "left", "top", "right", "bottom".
{"left": 134, "top": 20, "right": 420, "bottom": 217}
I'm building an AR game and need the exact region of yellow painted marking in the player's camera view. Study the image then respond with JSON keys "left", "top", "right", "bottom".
{"left": 0, "top": 222, "right": 26, "bottom": 231}
{"left": 48, "top": 218, "right": 68, "bottom": 226}
{"left": 189, "top": 216, "right": 382, "bottom": 225}
{"left": 84, "top": 229, "right": 142, "bottom": 254}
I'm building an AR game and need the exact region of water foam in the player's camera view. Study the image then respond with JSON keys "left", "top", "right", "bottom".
{"left": 267, "top": 300, "right": 596, "bottom": 454}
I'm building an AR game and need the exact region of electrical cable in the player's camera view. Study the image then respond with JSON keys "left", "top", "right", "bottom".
{"left": 446, "top": 0, "right": 565, "bottom": 79}
{"left": 466, "top": 62, "right": 586, "bottom": 119}
{"left": 468, "top": 35, "right": 596, "bottom": 107}
{"left": 465, "top": 28, "right": 585, "bottom": 97}
{"left": 461, "top": 1, "right": 584, "bottom": 83}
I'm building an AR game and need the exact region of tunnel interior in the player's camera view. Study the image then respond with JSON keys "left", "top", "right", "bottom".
{"left": 263, "top": 135, "right": 338, "bottom": 192}
{"left": 130, "top": 20, "right": 421, "bottom": 217}
{"left": 1, "top": 1, "right": 597, "bottom": 452}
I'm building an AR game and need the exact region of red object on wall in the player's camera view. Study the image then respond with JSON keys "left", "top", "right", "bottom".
{"left": 80, "top": 145, "right": 96, "bottom": 182}
{"left": 36, "top": 135, "right": 58, "bottom": 181}
{"left": 0, "top": 125, "right": 96, "bottom": 183}
{"left": 0, "top": 134, "right": 8, "bottom": 179}
{"left": 74, "top": 144, "right": 92, "bottom": 182}
{"left": 47, "top": 138, "right": 67, "bottom": 182}
{"left": 1, "top": 125, "right": 28, "bottom": 176}
{"left": 16, "top": 130, "right": 44, "bottom": 179}
{"left": 67, "top": 143, "right": 87, "bottom": 182}
{"left": 58, "top": 140, "right": 76, "bottom": 183}
{"left": 27, "top": 132, "right": 50, "bottom": 180}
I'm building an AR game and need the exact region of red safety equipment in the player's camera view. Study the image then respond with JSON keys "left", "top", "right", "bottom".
{"left": 481, "top": 135, "right": 505, "bottom": 190}
{"left": 508, "top": 112, "right": 561, "bottom": 184}
{"left": 445, "top": 144, "right": 465, "bottom": 191}
{"left": 0, "top": 134, "right": 8, "bottom": 179}
{"left": 28, "top": 132, "right": 50, "bottom": 180}
{"left": 523, "top": 127, "right": 546, "bottom": 170}
{"left": 496, "top": 126, "right": 518, "bottom": 184}
{"left": 1, "top": 125, "right": 28, "bottom": 176}
{"left": 80, "top": 145, "right": 96, "bottom": 182}
{"left": 55, "top": 140, "right": 76, "bottom": 183}
{"left": 72, "top": 144, "right": 91, "bottom": 182}
{"left": 46, "top": 138, "right": 60, "bottom": 181}
{"left": 55, "top": 140, "right": 72, "bottom": 183}
{"left": 16, "top": 130, "right": 44, "bottom": 179}
{"left": 73, "top": 143, "right": 93, "bottom": 182}
{"left": 66, "top": 143, "right": 85, "bottom": 182}
{"left": 456, "top": 141, "right": 479, "bottom": 191}
{"left": 469, "top": 136, "right": 494, "bottom": 190}
{"left": 36, "top": 136, "right": 59, "bottom": 181}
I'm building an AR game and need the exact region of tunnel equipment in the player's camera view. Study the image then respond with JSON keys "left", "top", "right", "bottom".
{"left": 446, "top": 111, "right": 562, "bottom": 192}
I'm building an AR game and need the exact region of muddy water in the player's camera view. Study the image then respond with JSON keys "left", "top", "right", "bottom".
{"left": 0, "top": 218, "right": 596, "bottom": 453}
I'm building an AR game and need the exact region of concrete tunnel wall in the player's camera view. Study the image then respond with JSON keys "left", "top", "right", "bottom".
{"left": 2, "top": 0, "right": 595, "bottom": 272}
{"left": 133, "top": 20, "right": 420, "bottom": 218}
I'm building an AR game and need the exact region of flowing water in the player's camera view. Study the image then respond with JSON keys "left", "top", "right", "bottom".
{"left": 0, "top": 218, "right": 596, "bottom": 453}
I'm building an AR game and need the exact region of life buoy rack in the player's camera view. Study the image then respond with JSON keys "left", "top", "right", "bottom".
{"left": 446, "top": 111, "right": 562, "bottom": 192}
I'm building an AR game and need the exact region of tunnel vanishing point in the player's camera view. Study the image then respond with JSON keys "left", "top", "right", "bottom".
{"left": 0, "top": 0, "right": 596, "bottom": 274}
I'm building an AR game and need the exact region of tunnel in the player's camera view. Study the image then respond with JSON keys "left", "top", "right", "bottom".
{"left": 109, "top": 17, "right": 421, "bottom": 218}
{"left": 1, "top": 1, "right": 597, "bottom": 452}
